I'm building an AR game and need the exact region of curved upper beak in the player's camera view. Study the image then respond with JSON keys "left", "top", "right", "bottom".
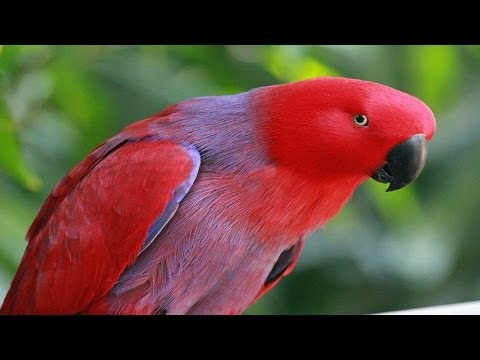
{"left": 371, "top": 134, "right": 428, "bottom": 192}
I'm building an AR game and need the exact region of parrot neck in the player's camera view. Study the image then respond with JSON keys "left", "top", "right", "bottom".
{"left": 260, "top": 167, "right": 367, "bottom": 238}
{"left": 224, "top": 165, "right": 367, "bottom": 242}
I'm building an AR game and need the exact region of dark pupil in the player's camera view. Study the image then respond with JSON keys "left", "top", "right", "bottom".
{"left": 356, "top": 115, "right": 365, "bottom": 123}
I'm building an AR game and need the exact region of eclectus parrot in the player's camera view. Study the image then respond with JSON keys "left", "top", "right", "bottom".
{"left": 0, "top": 77, "right": 436, "bottom": 315}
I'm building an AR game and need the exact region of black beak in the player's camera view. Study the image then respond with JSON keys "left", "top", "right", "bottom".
{"left": 371, "top": 134, "right": 428, "bottom": 192}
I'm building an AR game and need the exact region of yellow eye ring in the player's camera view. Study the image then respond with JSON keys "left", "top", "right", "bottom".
{"left": 354, "top": 114, "right": 368, "bottom": 126}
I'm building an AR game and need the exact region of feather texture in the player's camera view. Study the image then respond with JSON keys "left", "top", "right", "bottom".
{"left": 1, "top": 140, "right": 200, "bottom": 314}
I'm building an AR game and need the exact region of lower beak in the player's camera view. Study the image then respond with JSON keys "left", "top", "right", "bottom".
{"left": 371, "top": 134, "right": 428, "bottom": 192}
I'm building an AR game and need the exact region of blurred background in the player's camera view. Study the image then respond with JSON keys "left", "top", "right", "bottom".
{"left": 0, "top": 45, "right": 479, "bottom": 314}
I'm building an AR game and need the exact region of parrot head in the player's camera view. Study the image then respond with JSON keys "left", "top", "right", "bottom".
{"left": 261, "top": 77, "right": 436, "bottom": 191}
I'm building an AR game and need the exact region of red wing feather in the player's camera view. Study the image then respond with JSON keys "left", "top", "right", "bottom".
{"left": 1, "top": 139, "right": 200, "bottom": 314}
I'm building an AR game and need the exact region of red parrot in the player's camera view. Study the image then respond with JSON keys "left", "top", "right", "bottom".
{"left": 0, "top": 77, "right": 436, "bottom": 315}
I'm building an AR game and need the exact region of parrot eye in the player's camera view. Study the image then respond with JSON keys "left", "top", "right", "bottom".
{"left": 353, "top": 114, "right": 369, "bottom": 127}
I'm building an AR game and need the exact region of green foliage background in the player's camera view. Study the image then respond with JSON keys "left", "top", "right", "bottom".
{"left": 0, "top": 45, "right": 479, "bottom": 314}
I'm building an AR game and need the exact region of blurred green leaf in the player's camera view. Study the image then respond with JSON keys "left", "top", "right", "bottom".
{"left": 0, "top": 106, "right": 42, "bottom": 191}
{"left": 407, "top": 46, "right": 460, "bottom": 112}
{"left": 49, "top": 48, "right": 115, "bottom": 152}
{"left": 366, "top": 180, "right": 423, "bottom": 229}
{"left": 263, "top": 46, "right": 340, "bottom": 82}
